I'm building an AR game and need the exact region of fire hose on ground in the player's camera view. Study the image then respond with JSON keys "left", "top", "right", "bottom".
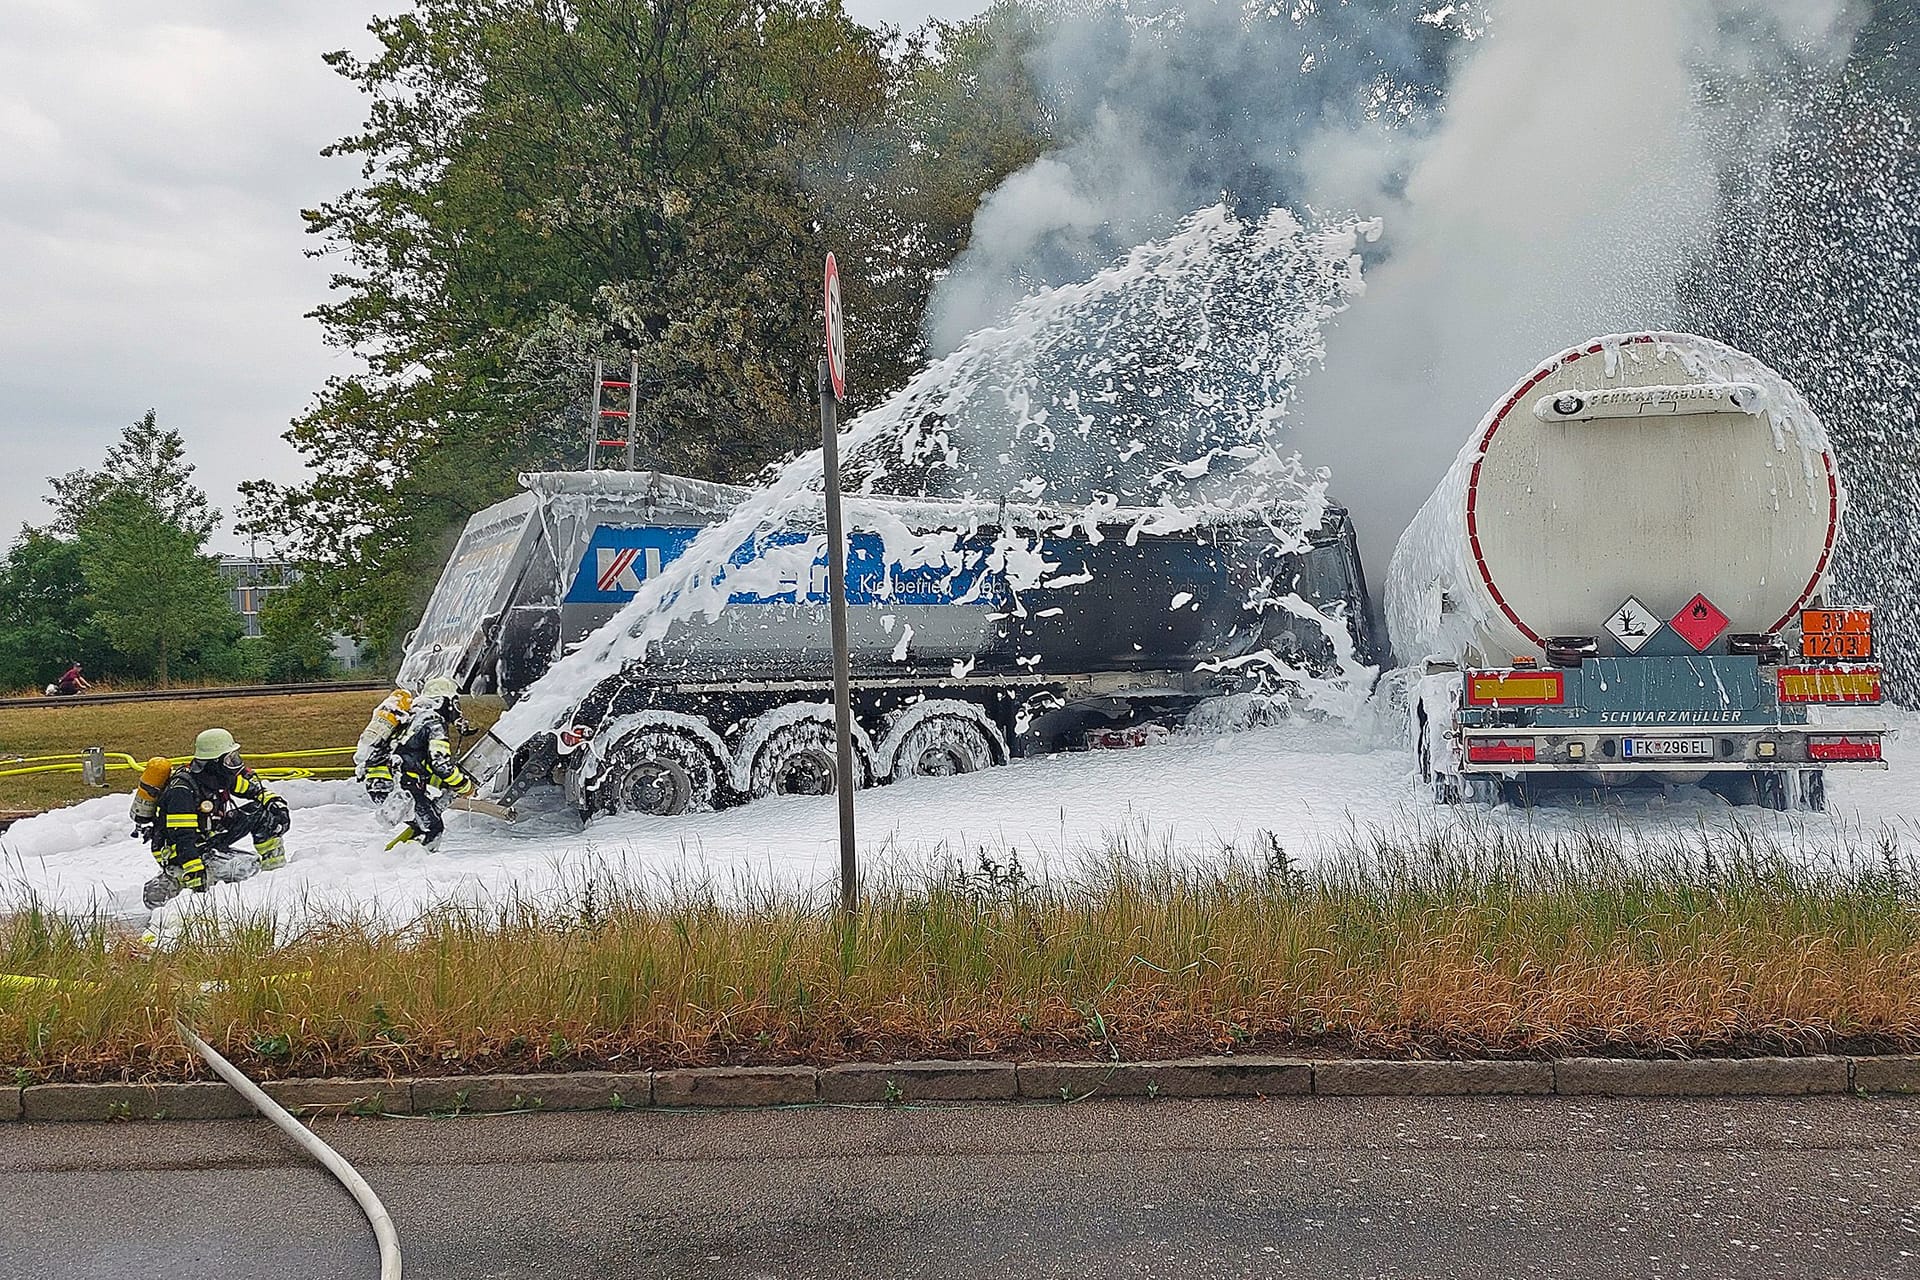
{"left": 174, "top": 1017, "right": 404, "bottom": 1280}
{"left": 3, "top": 967, "right": 402, "bottom": 1278}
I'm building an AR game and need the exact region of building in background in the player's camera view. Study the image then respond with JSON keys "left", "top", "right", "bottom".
{"left": 216, "top": 556, "right": 367, "bottom": 669}
{"left": 217, "top": 555, "right": 290, "bottom": 638}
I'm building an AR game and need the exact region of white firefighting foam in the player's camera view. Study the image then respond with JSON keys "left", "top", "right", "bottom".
{"left": 491, "top": 206, "right": 1384, "bottom": 753}
{"left": 5, "top": 708, "right": 1914, "bottom": 930}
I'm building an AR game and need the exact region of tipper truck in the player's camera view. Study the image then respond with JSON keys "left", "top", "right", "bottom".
{"left": 1390, "top": 332, "right": 1886, "bottom": 810}
{"left": 403, "top": 470, "right": 1376, "bottom": 817}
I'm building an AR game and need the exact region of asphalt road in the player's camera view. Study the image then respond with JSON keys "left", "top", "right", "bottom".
{"left": 6, "top": 1095, "right": 1918, "bottom": 1279}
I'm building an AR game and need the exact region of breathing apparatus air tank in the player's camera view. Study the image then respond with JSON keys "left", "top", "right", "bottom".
{"left": 129, "top": 756, "right": 175, "bottom": 842}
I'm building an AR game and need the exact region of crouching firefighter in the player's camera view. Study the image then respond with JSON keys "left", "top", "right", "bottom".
{"left": 386, "top": 677, "right": 473, "bottom": 852}
{"left": 143, "top": 729, "right": 292, "bottom": 910}
{"left": 352, "top": 685, "right": 414, "bottom": 802}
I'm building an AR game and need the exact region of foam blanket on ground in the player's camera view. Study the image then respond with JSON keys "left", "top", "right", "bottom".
{"left": 5, "top": 709, "right": 1915, "bottom": 928}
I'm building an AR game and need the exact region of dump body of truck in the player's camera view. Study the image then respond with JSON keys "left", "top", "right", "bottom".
{"left": 407, "top": 470, "right": 1375, "bottom": 817}
{"left": 1389, "top": 332, "right": 1885, "bottom": 809}
{"left": 398, "top": 472, "right": 749, "bottom": 700}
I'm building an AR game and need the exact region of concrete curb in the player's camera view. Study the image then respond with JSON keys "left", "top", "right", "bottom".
{"left": 1554, "top": 1055, "right": 1851, "bottom": 1097}
{"left": 11, "top": 1055, "right": 1916, "bottom": 1122}
{"left": 654, "top": 1065, "right": 815, "bottom": 1108}
{"left": 1016, "top": 1057, "right": 1312, "bottom": 1100}
{"left": 820, "top": 1060, "right": 1016, "bottom": 1103}
{"left": 261, "top": 1077, "right": 413, "bottom": 1117}
{"left": 1313, "top": 1059, "right": 1553, "bottom": 1096}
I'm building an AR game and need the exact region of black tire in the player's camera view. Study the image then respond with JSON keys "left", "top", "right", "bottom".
{"left": 1752, "top": 771, "right": 1790, "bottom": 812}
{"left": 1801, "top": 769, "right": 1827, "bottom": 813}
{"left": 750, "top": 718, "right": 868, "bottom": 799}
{"left": 1499, "top": 778, "right": 1535, "bottom": 809}
{"left": 891, "top": 715, "right": 997, "bottom": 782}
{"left": 588, "top": 728, "right": 720, "bottom": 817}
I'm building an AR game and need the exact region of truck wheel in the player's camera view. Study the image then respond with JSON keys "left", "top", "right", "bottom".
{"left": 750, "top": 719, "right": 868, "bottom": 799}
{"left": 590, "top": 729, "right": 720, "bottom": 817}
{"left": 891, "top": 715, "right": 997, "bottom": 782}
{"left": 1752, "top": 771, "right": 1790, "bottom": 812}
{"left": 1499, "top": 778, "right": 1536, "bottom": 809}
{"left": 1799, "top": 769, "right": 1827, "bottom": 813}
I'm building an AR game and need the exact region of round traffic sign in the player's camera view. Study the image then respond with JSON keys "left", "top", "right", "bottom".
{"left": 824, "top": 253, "right": 847, "bottom": 402}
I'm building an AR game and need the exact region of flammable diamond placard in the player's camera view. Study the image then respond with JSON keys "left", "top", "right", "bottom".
{"left": 1670, "top": 593, "right": 1730, "bottom": 652}
{"left": 1605, "top": 596, "right": 1661, "bottom": 654}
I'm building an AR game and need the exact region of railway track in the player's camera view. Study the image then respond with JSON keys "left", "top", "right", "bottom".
{"left": 0, "top": 680, "right": 386, "bottom": 711}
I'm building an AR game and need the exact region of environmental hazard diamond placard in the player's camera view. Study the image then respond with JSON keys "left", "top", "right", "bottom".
{"left": 1670, "top": 593, "right": 1730, "bottom": 652}
{"left": 1605, "top": 596, "right": 1660, "bottom": 653}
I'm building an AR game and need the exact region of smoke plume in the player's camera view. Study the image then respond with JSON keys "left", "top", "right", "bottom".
{"left": 927, "top": 0, "right": 1457, "bottom": 352}
{"left": 1289, "top": 0, "right": 1864, "bottom": 579}
{"left": 933, "top": 0, "right": 1866, "bottom": 593}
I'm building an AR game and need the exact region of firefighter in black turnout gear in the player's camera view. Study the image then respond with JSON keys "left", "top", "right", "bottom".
{"left": 387, "top": 677, "right": 473, "bottom": 852}
{"left": 144, "top": 728, "right": 291, "bottom": 909}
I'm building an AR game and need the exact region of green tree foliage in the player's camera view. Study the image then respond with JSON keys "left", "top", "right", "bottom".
{"left": 1682, "top": 3, "right": 1920, "bottom": 701}
{"left": 242, "top": 0, "right": 1053, "bottom": 662}
{"left": 812, "top": 2, "right": 1051, "bottom": 394}
{"left": 75, "top": 493, "right": 240, "bottom": 688}
{"left": 243, "top": 0, "right": 889, "bottom": 657}
{"left": 0, "top": 529, "right": 112, "bottom": 691}
{"left": 258, "top": 580, "right": 340, "bottom": 682}
{"left": 47, "top": 409, "right": 218, "bottom": 539}
{"left": 0, "top": 411, "right": 244, "bottom": 691}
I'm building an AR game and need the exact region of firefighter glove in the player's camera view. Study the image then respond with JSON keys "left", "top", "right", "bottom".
{"left": 261, "top": 795, "right": 292, "bottom": 838}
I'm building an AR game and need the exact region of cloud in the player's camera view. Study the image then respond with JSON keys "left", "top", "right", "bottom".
{"left": 0, "top": 0, "right": 988, "bottom": 550}
{"left": 0, "top": 0, "right": 380, "bottom": 548}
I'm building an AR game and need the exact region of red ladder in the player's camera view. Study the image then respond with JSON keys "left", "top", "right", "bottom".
{"left": 589, "top": 352, "right": 638, "bottom": 470}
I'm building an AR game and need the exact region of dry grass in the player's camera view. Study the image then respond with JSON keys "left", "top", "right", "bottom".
{"left": 0, "top": 691, "right": 502, "bottom": 811}
{"left": 5, "top": 819, "right": 1918, "bottom": 1083}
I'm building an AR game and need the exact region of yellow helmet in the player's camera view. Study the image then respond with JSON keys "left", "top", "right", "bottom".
{"left": 422, "top": 676, "right": 459, "bottom": 701}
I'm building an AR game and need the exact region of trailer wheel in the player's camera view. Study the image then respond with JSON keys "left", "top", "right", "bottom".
{"left": 1800, "top": 769, "right": 1827, "bottom": 813}
{"left": 1499, "top": 778, "right": 1536, "bottom": 809}
{"left": 891, "top": 715, "right": 997, "bottom": 782}
{"left": 1752, "top": 771, "right": 1791, "bottom": 812}
{"left": 750, "top": 719, "right": 869, "bottom": 799}
{"left": 589, "top": 729, "right": 720, "bottom": 817}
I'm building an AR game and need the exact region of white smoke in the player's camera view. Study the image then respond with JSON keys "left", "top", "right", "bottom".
{"left": 927, "top": 0, "right": 1453, "bottom": 352}
{"left": 923, "top": 1, "right": 1864, "bottom": 612}
{"left": 1286, "top": 0, "right": 1865, "bottom": 583}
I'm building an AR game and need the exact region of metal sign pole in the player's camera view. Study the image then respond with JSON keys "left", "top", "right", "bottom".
{"left": 819, "top": 357, "right": 858, "bottom": 916}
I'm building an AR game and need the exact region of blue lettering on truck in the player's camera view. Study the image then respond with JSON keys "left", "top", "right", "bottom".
{"left": 565, "top": 525, "right": 1007, "bottom": 607}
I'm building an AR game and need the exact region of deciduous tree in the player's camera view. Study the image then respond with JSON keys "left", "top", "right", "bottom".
{"left": 76, "top": 493, "right": 239, "bottom": 688}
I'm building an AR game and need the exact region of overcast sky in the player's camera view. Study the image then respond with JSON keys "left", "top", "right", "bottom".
{"left": 0, "top": 0, "right": 983, "bottom": 552}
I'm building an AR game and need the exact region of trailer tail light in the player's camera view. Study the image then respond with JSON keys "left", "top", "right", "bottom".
{"left": 1776, "top": 666, "right": 1882, "bottom": 704}
{"left": 1465, "top": 670, "right": 1566, "bottom": 706}
{"left": 1467, "top": 739, "right": 1536, "bottom": 765}
{"left": 1808, "top": 736, "right": 1882, "bottom": 763}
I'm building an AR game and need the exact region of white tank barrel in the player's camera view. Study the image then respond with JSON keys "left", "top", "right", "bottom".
{"left": 1387, "top": 332, "right": 1842, "bottom": 665}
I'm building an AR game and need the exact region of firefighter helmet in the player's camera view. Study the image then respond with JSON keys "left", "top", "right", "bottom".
{"left": 193, "top": 728, "right": 239, "bottom": 760}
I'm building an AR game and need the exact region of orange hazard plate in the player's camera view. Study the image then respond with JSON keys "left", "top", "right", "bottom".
{"left": 1801, "top": 609, "right": 1872, "bottom": 660}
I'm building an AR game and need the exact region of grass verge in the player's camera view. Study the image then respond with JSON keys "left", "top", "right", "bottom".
{"left": 4, "top": 818, "right": 1918, "bottom": 1083}
{"left": 0, "top": 691, "right": 501, "bottom": 812}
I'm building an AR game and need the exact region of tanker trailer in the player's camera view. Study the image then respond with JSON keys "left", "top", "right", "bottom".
{"left": 1389, "top": 332, "right": 1885, "bottom": 810}
{"left": 457, "top": 488, "right": 1375, "bottom": 818}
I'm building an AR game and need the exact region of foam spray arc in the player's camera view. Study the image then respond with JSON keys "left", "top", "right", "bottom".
{"left": 492, "top": 205, "right": 1385, "bottom": 750}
